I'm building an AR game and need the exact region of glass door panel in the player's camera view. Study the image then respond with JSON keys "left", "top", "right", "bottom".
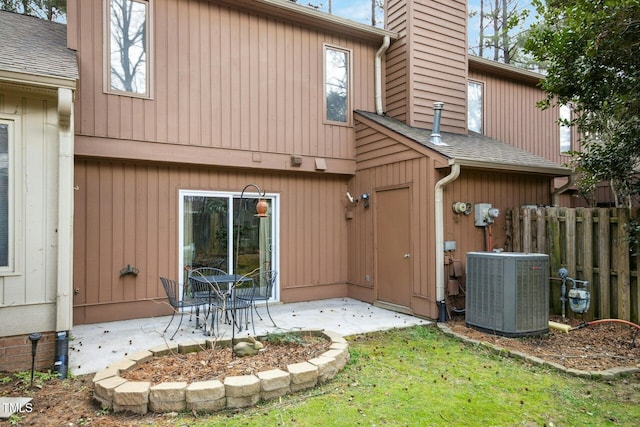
{"left": 232, "top": 198, "right": 273, "bottom": 276}
{"left": 181, "top": 192, "right": 275, "bottom": 286}
{"left": 183, "top": 195, "right": 230, "bottom": 283}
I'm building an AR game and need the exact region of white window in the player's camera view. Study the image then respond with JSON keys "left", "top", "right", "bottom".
{"left": 324, "top": 45, "right": 351, "bottom": 124}
{"left": 105, "top": 0, "right": 152, "bottom": 97}
{"left": 0, "top": 119, "right": 13, "bottom": 271}
{"left": 559, "top": 104, "right": 572, "bottom": 153}
{"left": 468, "top": 80, "right": 484, "bottom": 134}
{"left": 179, "top": 190, "right": 279, "bottom": 300}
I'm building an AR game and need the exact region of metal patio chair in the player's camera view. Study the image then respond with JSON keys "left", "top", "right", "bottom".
{"left": 239, "top": 269, "right": 277, "bottom": 327}
{"left": 188, "top": 267, "right": 230, "bottom": 336}
{"left": 229, "top": 271, "right": 257, "bottom": 335}
{"left": 160, "top": 277, "right": 207, "bottom": 340}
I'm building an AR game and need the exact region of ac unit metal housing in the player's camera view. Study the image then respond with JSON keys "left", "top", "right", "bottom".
{"left": 466, "top": 252, "right": 549, "bottom": 337}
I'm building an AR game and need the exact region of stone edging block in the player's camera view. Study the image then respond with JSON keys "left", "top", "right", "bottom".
{"left": 92, "top": 329, "right": 348, "bottom": 414}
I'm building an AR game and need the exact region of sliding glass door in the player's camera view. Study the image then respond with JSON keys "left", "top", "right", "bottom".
{"left": 179, "top": 191, "right": 276, "bottom": 286}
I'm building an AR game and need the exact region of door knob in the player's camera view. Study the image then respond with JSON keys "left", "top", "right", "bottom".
{"left": 404, "top": 253, "right": 411, "bottom": 258}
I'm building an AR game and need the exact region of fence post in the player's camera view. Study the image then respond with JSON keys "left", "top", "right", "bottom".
{"left": 522, "top": 208, "right": 532, "bottom": 253}
{"left": 577, "top": 207, "right": 594, "bottom": 319}
{"left": 565, "top": 208, "right": 577, "bottom": 277}
{"left": 547, "top": 207, "right": 561, "bottom": 314}
{"left": 598, "top": 208, "right": 611, "bottom": 319}
{"left": 616, "top": 208, "right": 631, "bottom": 320}
{"left": 512, "top": 208, "right": 521, "bottom": 252}
{"left": 536, "top": 207, "right": 546, "bottom": 254}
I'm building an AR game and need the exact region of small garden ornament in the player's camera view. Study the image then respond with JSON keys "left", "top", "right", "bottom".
{"left": 233, "top": 335, "right": 264, "bottom": 357}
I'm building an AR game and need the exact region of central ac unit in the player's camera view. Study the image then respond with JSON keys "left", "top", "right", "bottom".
{"left": 466, "top": 252, "right": 549, "bottom": 337}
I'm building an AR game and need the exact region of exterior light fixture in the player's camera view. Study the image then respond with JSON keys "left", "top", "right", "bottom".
{"left": 28, "top": 333, "right": 42, "bottom": 388}
{"left": 360, "top": 193, "right": 370, "bottom": 208}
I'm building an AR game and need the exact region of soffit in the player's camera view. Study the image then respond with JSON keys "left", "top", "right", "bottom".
{"left": 468, "top": 56, "right": 542, "bottom": 86}
{"left": 213, "top": 0, "right": 398, "bottom": 43}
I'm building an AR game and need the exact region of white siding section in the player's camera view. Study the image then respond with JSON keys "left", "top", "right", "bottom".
{"left": 0, "top": 86, "right": 61, "bottom": 336}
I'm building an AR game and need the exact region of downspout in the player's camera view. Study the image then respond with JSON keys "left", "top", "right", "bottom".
{"left": 55, "top": 87, "right": 74, "bottom": 379}
{"left": 435, "top": 162, "right": 460, "bottom": 322}
{"left": 56, "top": 87, "right": 74, "bottom": 333}
{"left": 375, "top": 36, "right": 390, "bottom": 115}
{"left": 552, "top": 174, "right": 575, "bottom": 207}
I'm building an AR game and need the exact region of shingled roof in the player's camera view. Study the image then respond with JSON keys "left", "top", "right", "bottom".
{"left": 0, "top": 10, "right": 78, "bottom": 82}
{"left": 356, "top": 110, "right": 570, "bottom": 176}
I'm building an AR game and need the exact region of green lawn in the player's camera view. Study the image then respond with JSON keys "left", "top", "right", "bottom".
{"left": 156, "top": 325, "right": 640, "bottom": 426}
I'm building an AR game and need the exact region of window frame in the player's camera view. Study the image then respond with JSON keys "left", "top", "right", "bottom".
{"left": 467, "top": 79, "right": 484, "bottom": 134}
{"left": 559, "top": 104, "right": 573, "bottom": 154}
{"left": 178, "top": 189, "right": 280, "bottom": 300}
{"left": 104, "top": 0, "right": 153, "bottom": 98}
{"left": 0, "top": 116, "right": 19, "bottom": 275}
{"left": 323, "top": 43, "right": 352, "bottom": 126}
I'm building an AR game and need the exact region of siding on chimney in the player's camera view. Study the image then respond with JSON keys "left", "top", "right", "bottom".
{"left": 385, "top": 0, "right": 468, "bottom": 134}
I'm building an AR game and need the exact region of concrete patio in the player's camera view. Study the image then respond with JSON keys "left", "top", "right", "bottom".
{"left": 69, "top": 297, "right": 430, "bottom": 375}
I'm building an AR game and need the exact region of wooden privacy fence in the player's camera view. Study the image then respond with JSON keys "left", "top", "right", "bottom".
{"left": 505, "top": 207, "right": 639, "bottom": 323}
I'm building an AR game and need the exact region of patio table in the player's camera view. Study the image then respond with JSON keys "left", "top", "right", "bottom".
{"left": 189, "top": 274, "right": 254, "bottom": 334}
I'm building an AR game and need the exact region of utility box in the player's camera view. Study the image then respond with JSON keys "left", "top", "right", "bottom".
{"left": 466, "top": 252, "right": 549, "bottom": 337}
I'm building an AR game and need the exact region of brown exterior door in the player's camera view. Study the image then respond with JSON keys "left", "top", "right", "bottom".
{"left": 376, "top": 187, "right": 412, "bottom": 308}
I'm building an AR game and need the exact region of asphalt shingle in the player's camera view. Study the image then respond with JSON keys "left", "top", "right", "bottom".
{"left": 356, "top": 110, "right": 570, "bottom": 176}
{"left": 0, "top": 10, "right": 78, "bottom": 81}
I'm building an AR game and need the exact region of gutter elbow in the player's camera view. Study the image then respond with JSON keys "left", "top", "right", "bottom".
{"left": 375, "top": 36, "right": 391, "bottom": 115}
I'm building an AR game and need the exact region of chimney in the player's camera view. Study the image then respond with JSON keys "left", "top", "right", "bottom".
{"left": 385, "top": 0, "right": 467, "bottom": 134}
{"left": 430, "top": 102, "right": 446, "bottom": 145}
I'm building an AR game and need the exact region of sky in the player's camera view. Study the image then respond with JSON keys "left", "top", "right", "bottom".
{"left": 304, "top": 0, "right": 537, "bottom": 54}
{"left": 301, "top": 0, "right": 383, "bottom": 27}
{"left": 467, "top": 0, "right": 535, "bottom": 56}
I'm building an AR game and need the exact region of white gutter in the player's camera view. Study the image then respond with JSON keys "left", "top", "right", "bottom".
{"left": 375, "top": 36, "right": 390, "bottom": 115}
{"left": 435, "top": 163, "right": 461, "bottom": 305}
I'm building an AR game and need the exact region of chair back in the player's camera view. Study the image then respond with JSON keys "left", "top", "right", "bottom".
{"left": 188, "top": 267, "right": 228, "bottom": 301}
{"left": 232, "top": 271, "right": 258, "bottom": 302}
{"left": 256, "top": 270, "right": 277, "bottom": 299}
{"left": 160, "top": 277, "right": 180, "bottom": 308}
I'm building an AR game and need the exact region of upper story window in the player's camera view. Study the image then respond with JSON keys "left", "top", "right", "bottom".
{"left": 0, "top": 121, "right": 12, "bottom": 269}
{"left": 324, "top": 45, "right": 351, "bottom": 125}
{"left": 559, "top": 104, "right": 572, "bottom": 153}
{"left": 468, "top": 80, "right": 484, "bottom": 134}
{"left": 105, "top": 0, "right": 152, "bottom": 97}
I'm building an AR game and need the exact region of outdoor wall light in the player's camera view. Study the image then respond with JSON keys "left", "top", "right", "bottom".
{"left": 360, "top": 193, "right": 370, "bottom": 208}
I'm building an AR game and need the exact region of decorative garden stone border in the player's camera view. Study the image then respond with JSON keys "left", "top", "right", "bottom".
{"left": 437, "top": 323, "right": 640, "bottom": 379}
{"left": 92, "top": 330, "right": 348, "bottom": 415}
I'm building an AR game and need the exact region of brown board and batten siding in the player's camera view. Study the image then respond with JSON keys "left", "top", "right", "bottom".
{"left": 468, "top": 60, "right": 574, "bottom": 166}
{"left": 385, "top": 0, "right": 409, "bottom": 123}
{"left": 66, "top": 0, "right": 397, "bottom": 323}
{"left": 353, "top": 114, "right": 556, "bottom": 319}
{"left": 73, "top": 160, "right": 350, "bottom": 324}
{"left": 385, "top": 0, "right": 467, "bottom": 134}
{"left": 68, "top": 0, "right": 384, "bottom": 165}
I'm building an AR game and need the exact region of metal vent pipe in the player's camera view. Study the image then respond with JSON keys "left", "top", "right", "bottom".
{"left": 430, "top": 102, "right": 445, "bottom": 145}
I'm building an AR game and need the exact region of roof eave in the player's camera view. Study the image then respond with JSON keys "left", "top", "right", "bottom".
{"left": 468, "top": 55, "right": 543, "bottom": 85}
{"left": 0, "top": 69, "right": 77, "bottom": 91}
{"left": 216, "top": 0, "right": 398, "bottom": 43}
{"left": 448, "top": 157, "right": 571, "bottom": 177}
